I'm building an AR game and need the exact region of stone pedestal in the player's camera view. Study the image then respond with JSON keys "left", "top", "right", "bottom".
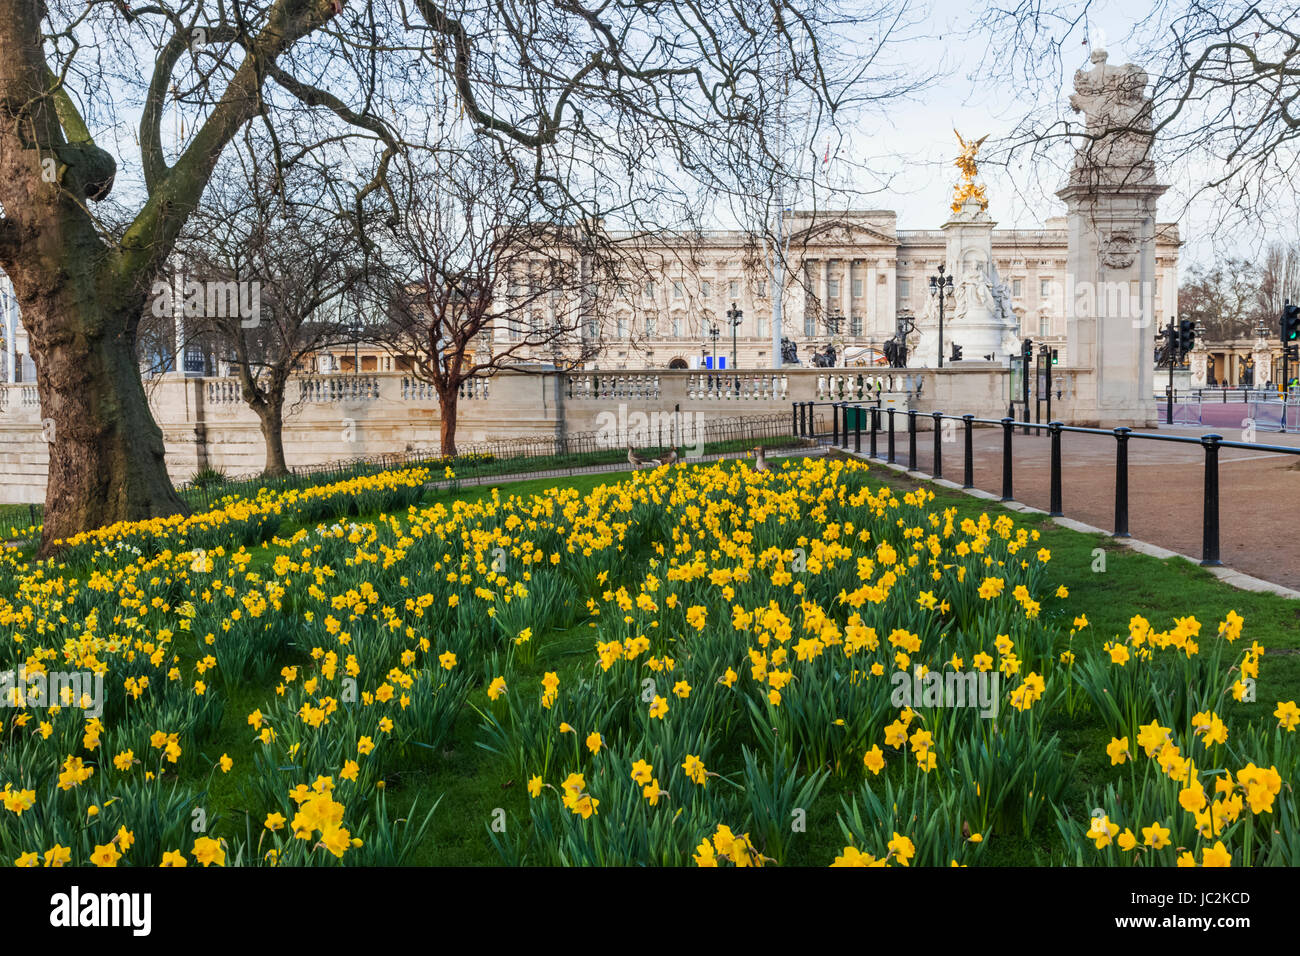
{"left": 1252, "top": 342, "right": 1274, "bottom": 388}
{"left": 1189, "top": 348, "right": 1210, "bottom": 388}
{"left": 910, "top": 198, "right": 1020, "bottom": 368}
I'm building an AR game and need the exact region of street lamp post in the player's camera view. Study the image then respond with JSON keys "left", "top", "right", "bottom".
{"left": 707, "top": 321, "right": 720, "bottom": 370}
{"left": 929, "top": 264, "right": 955, "bottom": 369}
{"left": 726, "top": 302, "right": 743, "bottom": 370}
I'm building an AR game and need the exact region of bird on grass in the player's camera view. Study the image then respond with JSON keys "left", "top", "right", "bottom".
{"left": 753, "top": 445, "right": 769, "bottom": 471}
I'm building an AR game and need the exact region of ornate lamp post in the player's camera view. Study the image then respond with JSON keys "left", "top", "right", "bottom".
{"left": 726, "top": 302, "right": 743, "bottom": 370}
{"left": 929, "top": 264, "right": 955, "bottom": 368}
{"left": 707, "top": 320, "right": 720, "bottom": 370}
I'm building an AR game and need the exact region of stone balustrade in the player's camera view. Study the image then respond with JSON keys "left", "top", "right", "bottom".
{"left": 0, "top": 364, "right": 1089, "bottom": 504}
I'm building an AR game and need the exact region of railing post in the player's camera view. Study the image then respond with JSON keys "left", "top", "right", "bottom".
{"left": 1000, "top": 417, "right": 1014, "bottom": 501}
{"left": 1113, "top": 427, "right": 1131, "bottom": 538}
{"left": 832, "top": 402, "right": 841, "bottom": 446}
{"left": 887, "top": 408, "right": 896, "bottom": 463}
{"left": 1048, "top": 420, "right": 1063, "bottom": 516}
{"left": 931, "top": 412, "right": 943, "bottom": 480}
{"left": 870, "top": 406, "right": 879, "bottom": 459}
{"left": 962, "top": 414, "right": 974, "bottom": 489}
{"left": 792, "top": 404, "right": 798, "bottom": 438}
{"left": 1201, "top": 434, "right": 1222, "bottom": 566}
{"left": 854, "top": 406, "right": 862, "bottom": 453}
{"left": 907, "top": 409, "right": 917, "bottom": 471}
{"left": 842, "top": 404, "right": 852, "bottom": 450}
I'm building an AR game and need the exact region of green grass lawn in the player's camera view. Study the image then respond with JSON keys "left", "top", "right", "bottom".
{"left": 169, "top": 454, "right": 1297, "bottom": 866}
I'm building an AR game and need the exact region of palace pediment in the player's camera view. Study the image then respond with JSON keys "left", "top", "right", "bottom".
{"left": 787, "top": 218, "right": 898, "bottom": 247}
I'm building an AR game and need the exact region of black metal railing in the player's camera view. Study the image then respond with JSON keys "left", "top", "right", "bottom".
{"left": 799, "top": 404, "right": 1300, "bottom": 569}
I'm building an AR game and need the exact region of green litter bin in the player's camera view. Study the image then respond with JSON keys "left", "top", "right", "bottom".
{"left": 845, "top": 407, "right": 867, "bottom": 430}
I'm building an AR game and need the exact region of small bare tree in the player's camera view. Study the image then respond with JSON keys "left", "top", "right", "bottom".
{"left": 373, "top": 147, "right": 610, "bottom": 455}
{"left": 1179, "top": 256, "right": 1263, "bottom": 340}
{"left": 175, "top": 148, "right": 374, "bottom": 475}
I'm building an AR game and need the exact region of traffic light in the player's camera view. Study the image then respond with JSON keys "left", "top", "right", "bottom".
{"left": 1177, "top": 319, "right": 1196, "bottom": 355}
{"left": 1022, "top": 338, "right": 1033, "bottom": 363}
{"left": 1051, "top": 348, "right": 1059, "bottom": 365}
{"left": 1284, "top": 302, "right": 1300, "bottom": 343}
{"left": 950, "top": 342, "right": 963, "bottom": 361}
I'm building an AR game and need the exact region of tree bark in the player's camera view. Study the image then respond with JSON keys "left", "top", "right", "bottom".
{"left": 19, "top": 280, "right": 187, "bottom": 550}
{"left": 438, "top": 388, "right": 459, "bottom": 458}
{"left": 255, "top": 397, "right": 289, "bottom": 477}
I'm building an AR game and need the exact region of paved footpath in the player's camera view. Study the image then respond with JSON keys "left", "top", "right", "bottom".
{"left": 844, "top": 422, "right": 1300, "bottom": 594}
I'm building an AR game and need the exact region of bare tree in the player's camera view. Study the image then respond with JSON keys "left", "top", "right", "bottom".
{"left": 1179, "top": 256, "right": 1263, "bottom": 340}
{"left": 373, "top": 147, "right": 610, "bottom": 455}
{"left": 176, "top": 147, "right": 373, "bottom": 476}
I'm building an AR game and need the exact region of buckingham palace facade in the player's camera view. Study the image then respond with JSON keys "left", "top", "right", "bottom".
{"left": 491, "top": 209, "right": 1181, "bottom": 370}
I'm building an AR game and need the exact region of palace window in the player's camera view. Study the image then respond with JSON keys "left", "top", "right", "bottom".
{"left": 644, "top": 281, "right": 655, "bottom": 299}
{"left": 1040, "top": 316, "right": 1051, "bottom": 337}
{"left": 673, "top": 281, "right": 684, "bottom": 299}
{"left": 804, "top": 315, "right": 815, "bottom": 337}
{"left": 1040, "top": 278, "right": 1052, "bottom": 298}
{"left": 671, "top": 316, "right": 682, "bottom": 338}
{"left": 850, "top": 314, "right": 863, "bottom": 337}
{"left": 853, "top": 277, "right": 863, "bottom": 297}
{"left": 702, "top": 281, "right": 711, "bottom": 298}
{"left": 757, "top": 280, "right": 768, "bottom": 297}
{"left": 828, "top": 276, "right": 840, "bottom": 298}
{"left": 898, "top": 278, "right": 911, "bottom": 299}
{"left": 1012, "top": 278, "right": 1022, "bottom": 297}
{"left": 729, "top": 279, "right": 740, "bottom": 299}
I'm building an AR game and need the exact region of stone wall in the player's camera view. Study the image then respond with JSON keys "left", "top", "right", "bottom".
{"left": 0, "top": 365, "right": 1082, "bottom": 503}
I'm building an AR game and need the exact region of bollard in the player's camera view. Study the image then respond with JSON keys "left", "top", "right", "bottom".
{"left": 1048, "top": 421, "right": 1063, "bottom": 516}
{"left": 1000, "top": 417, "right": 1014, "bottom": 501}
{"left": 907, "top": 409, "right": 918, "bottom": 471}
{"left": 1201, "top": 434, "right": 1222, "bottom": 566}
{"left": 1113, "top": 427, "right": 1131, "bottom": 537}
{"left": 887, "top": 408, "right": 896, "bottom": 463}
{"left": 932, "top": 412, "right": 943, "bottom": 480}
{"left": 962, "top": 414, "right": 974, "bottom": 489}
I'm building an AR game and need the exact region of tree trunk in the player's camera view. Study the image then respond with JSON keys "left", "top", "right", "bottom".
{"left": 256, "top": 398, "right": 289, "bottom": 477}
{"left": 438, "top": 388, "right": 459, "bottom": 457}
{"left": 25, "top": 292, "right": 187, "bottom": 552}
